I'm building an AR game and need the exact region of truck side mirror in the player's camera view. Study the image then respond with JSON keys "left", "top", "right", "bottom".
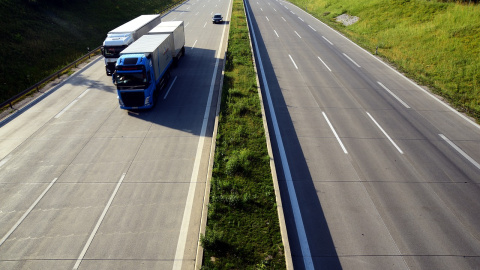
{"left": 101, "top": 46, "right": 105, "bottom": 56}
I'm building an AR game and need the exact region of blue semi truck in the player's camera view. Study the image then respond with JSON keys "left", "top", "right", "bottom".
{"left": 113, "top": 34, "right": 173, "bottom": 109}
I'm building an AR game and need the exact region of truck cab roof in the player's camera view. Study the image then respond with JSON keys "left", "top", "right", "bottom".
{"left": 103, "top": 33, "right": 134, "bottom": 46}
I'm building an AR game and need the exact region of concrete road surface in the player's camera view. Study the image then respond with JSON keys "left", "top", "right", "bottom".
{"left": 0, "top": 0, "right": 232, "bottom": 269}
{"left": 245, "top": 0, "right": 480, "bottom": 269}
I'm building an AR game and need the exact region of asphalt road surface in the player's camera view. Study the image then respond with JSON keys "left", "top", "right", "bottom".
{"left": 245, "top": 0, "right": 480, "bottom": 269}
{"left": 0, "top": 0, "right": 231, "bottom": 269}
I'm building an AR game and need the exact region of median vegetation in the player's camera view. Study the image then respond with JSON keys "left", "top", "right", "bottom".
{"left": 200, "top": 0, "right": 285, "bottom": 268}
{"left": 291, "top": 0, "right": 480, "bottom": 122}
{"left": 0, "top": 0, "right": 182, "bottom": 105}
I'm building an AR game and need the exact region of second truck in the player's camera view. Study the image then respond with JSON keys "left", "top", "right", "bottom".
{"left": 101, "top": 15, "right": 161, "bottom": 76}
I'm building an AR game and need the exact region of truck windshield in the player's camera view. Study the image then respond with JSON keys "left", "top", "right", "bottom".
{"left": 115, "top": 72, "right": 147, "bottom": 87}
{"left": 103, "top": 45, "right": 128, "bottom": 58}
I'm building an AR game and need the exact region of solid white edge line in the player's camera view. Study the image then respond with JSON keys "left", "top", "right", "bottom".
{"left": 73, "top": 173, "right": 126, "bottom": 270}
{"left": 343, "top": 53, "right": 361, "bottom": 68}
{"left": 377, "top": 81, "right": 410, "bottom": 109}
{"left": 289, "top": 54, "right": 298, "bottom": 69}
{"left": 0, "top": 178, "right": 58, "bottom": 247}
{"left": 317, "top": 56, "right": 332, "bottom": 72}
{"left": 439, "top": 134, "right": 480, "bottom": 170}
{"left": 55, "top": 88, "right": 90, "bottom": 119}
{"left": 172, "top": 0, "right": 232, "bottom": 268}
{"left": 164, "top": 76, "right": 178, "bottom": 99}
{"left": 323, "top": 112, "right": 348, "bottom": 154}
{"left": 0, "top": 155, "right": 12, "bottom": 169}
{"left": 367, "top": 112, "right": 404, "bottom": 154}
{"left": 244, "top": 0, "right": 314, "bottom": 268}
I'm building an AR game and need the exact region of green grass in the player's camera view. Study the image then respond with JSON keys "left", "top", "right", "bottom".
{"left": 290, "top": 0, "right": 480, "bottom": 122}
{"left": 201, "top": 0, "right": 285, "bottom": 268}
{"left": 0, "top": 0, "right": 182, "bottom": 105}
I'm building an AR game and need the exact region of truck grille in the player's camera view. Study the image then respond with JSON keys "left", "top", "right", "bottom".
{"left": 121, "top": 92, "right": 145, "bottom": 107}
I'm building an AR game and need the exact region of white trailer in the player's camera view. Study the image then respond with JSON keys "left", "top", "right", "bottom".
{"left": 102, "top": 14, "right": 161, "bottom": 75}
{"left": 148, "top": 21, "right": 185, "bottom": 64}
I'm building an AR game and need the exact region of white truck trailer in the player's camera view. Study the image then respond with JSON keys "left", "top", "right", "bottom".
{"left": 101, "top": 14, "right": 161, "bottom": 75}
{"left": 148, "top": 21, "right": 185, "bottom": 65}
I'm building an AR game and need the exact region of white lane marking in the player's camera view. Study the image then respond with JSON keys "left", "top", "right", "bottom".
{"left": 245, "top": 1, "right": 313, "bottom": 268}
{"left": 439, "top": 134, "right": 480, "bottom": 170}
{"left": 274, "top": 8, "right": 277, "bottom": 12}
{"left": 294, "top": 31, "right": 302, "bottom": 39}
{"left": 282, "top": 17, "right": 286, "bottom": 22}
{"left": 55, "top": 88, "right": 90, "bottom": 119}
{"left": 266, "top": 16, "right": 269, "bottom": 21}
{"left": 323, "top": 112, "right": 348, "bottom": 154}
{"left": 0, "top": 178, "right": 58, "bottom": 247}
{"left": 192, "top": 40, "right": 198, "bottom": 49}
{"left": 261, "top": 8, "right": 263, "bottom": 11}
{"left": 290, "top": 10, "right": 295, "bottom": 14}
{"left": 203, "top": 22, "right": 207, "bottom": 28}
{"left": 289, "top": 54, "right": 298, "bottom": 69}
{"left": 318, "top": 56, "right": 332, "bottom": 72}
{"left": 367, "top": 112, "right": 404, "bottom": 154}
{"left": 195, "top": 11, "right": 199, "bottom": 15}
{"left": 173, "top": 0, "right": 231, "bottom": 267}
{"left": 0, "top": 155, "right": 12, "bottom": 169}
{"left": 377, "top": 81, "right": 410, "bottom": 109}
{"left": 274, "top": 30, "right": 279, "bottom": 38}
{"left": 298, "top": 17, "right": 304, "bottom": 22}
{"left": 73, "top": 173, "right": 126, "bottom": 269}
{"left": 308, "top": 25, "right": 316, "bottom": 31}
{"left": 164, "top": 76, "right": 178, "bottom": 99}
{"left": 343, "top": 53, "right": 361, "bottom": 68}
{"left": 185, "top": 22, "right": 189, "bottom": 28}
{"left": 322, "top": 36, "right": 333, "bottom": 45}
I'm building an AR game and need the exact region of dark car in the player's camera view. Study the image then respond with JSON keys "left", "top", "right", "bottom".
{"left": 212, "top": 13, "right": 223, "bottom": 24}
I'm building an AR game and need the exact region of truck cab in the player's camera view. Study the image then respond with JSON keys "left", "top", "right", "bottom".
{"left": 102, "top": 33, "right": 134, "bottom": 75}
{"left": 114, "top": 52, "right": 170, "bottom": 110}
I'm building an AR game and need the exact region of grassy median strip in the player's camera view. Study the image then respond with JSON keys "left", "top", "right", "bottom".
{"left": 200, "top": 0, "right": 286, "bottom": 268}
{"left": 290, "top": 0, "right": 480, "bottom": 122}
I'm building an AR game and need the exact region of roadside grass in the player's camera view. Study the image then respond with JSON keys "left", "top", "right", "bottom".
{"left": 290, "top": 0, "right": 480, "bottom": 122}
{"left": 0, "top": 0, "right": 183, "bottom": 105}
{"left": 201, "top": 0, "right": 285, "bottom": 268}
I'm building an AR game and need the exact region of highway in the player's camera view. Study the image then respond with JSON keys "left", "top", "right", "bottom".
{"left": 0, "top": 0, "right": 231, "bottom": 269}
{"left": 245, "top": 0, "right": 480, "bottom": 269}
